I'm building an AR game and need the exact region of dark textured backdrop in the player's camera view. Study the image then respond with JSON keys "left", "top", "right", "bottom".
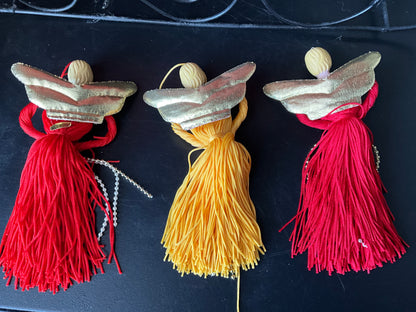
{"left": 0, "top": 9, "right": 415, "bottom": 312}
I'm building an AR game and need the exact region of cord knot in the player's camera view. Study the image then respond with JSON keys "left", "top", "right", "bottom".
{"left": 207, "top": 131, "right": 234, "bottom": 144}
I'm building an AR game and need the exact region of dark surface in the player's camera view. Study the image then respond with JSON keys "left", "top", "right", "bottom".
{"left": 1, "top": 0, "right": 416, "bottom": 31}
{"left": 0, "top": 11, "right": 415, "bottom": 312}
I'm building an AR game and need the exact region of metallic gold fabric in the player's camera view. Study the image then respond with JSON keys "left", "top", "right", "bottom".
{"left": 11, "top": 63, "right": 137, "bottom": 124}
{"left": 263, "top": 52, "right": 381, "bottom": 120}
{"left": 143, "top": 62, "right": 256, "bottom": 130}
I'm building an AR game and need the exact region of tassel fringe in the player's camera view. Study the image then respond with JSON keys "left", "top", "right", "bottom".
{"left": 0, "top": 104, "right": 119, "bottom": 293}
{"left": 162, "top": 99, "right": 265, "bottom": 278}
{"left": 289, "top": 114, "right": 407, "bottom": 274}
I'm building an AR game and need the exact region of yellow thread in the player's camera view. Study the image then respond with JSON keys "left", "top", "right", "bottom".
{"left": 237, "top": 273, "right": 240, "bottom": 312}
{"left": 159, "top": 65, "right": 264, "bottom": 312}
{"left": 159, "top": 63, "right": 186, "bottom": 89}
{"left": 172, "top": 123, "right": 204, "bottom": 147}
{"left": 161, "top": 98, "right": 265, "bottom": 278}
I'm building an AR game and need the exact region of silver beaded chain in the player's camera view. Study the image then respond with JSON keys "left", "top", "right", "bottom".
{"left": 304, "top": 144, "right": 381, "bottom": 180}
{"left": 304, "top": 144, "right": 317, "bottom": 181}
{"left": 94, "top": 174, "right": 111, "bottom": 242}
{"left": 372, "top": 144, "right": 381, "bottom": 172}
{"left": 86, "top": 158, "right": 153, "bottom": 241}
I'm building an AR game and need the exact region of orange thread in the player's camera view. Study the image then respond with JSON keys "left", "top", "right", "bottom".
{"left": 162, "top": 98, "right": 265, "bottom": 278}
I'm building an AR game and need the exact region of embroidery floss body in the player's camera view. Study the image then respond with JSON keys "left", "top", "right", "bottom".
{"left": 166, "top": 98, "right": 261, "bottom": 277}
{"left": 0, "top": 61, "right": 137, "bottom": 292}
{"left": 144, "top": 62, "right": 265, "bottom": 310}
{"left": 264, "top": 48, "right": 407, "bottom": 275}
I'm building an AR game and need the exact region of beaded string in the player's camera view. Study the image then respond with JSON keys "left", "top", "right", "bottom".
{"left": 94, "top": 174, "right": 112, "bottom": 242}
{"left": 305, "top": 143, "right": 381, "bottom": 179}
{"left": 372, "top": 144, "right": 380, "bottom": 171}
{"left": 86, "top": 158, "right": 153, "bottom": 241}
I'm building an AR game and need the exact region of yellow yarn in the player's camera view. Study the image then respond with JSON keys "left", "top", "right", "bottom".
{"left": 162, "top": 98, "right": 265, "bottom": 278}
{"left": 158, "top": 63, "right": 264, "bottom": 312}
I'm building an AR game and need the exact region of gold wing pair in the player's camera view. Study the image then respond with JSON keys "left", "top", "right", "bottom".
{"left": 13, "top": 53, "right": 376, "bottom": 127}
{"left": 143, "top": 62, "right": 256, "bottom": 130}
{"left": 263, "top": 51, "right": 381, "bottom": 120}
{"left": 11, "top": 62, "right": 137, "bottom": 124}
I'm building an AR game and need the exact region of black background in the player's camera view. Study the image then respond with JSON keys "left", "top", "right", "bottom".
{"left": 0, "top": 4, "right": 415, "bottom": 312}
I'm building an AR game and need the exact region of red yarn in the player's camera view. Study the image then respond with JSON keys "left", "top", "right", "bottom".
{"left": 281, "top": 82, "right": 407, "bottom": 274}
{"left": 0, "top": 102, "right": 120, "bottom": 293}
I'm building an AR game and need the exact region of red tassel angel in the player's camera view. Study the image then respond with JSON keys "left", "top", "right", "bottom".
{"left": 263, "top": 48, "right": 407, "bottom": 275}
{"left": 0, "top": 60, "right": 150, "bottom": 293}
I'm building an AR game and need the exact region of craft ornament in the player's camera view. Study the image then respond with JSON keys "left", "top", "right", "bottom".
{"left": 264, "top": 48, "right": 407, "bottom": 275}
{"left": 11, "top": 61, "right": 137, "bottom": 124}
{"left": 144, "top": 62, "right": 256, "bottom": 130}
{"left": 0, "top": 60, "right": 141, "bottom": 293}
{"left": 143, "top": 61, "right": 265, "bottom": 281}
{"left": 263, "top": 51, "right": 380, "bottom": 120}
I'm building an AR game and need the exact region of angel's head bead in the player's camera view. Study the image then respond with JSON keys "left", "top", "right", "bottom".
{"left": 68, "top": 60, "right": 94, "bottom": 85}
{"left": 304, "top": 47, "right": 332, "bottom": 79}
{"left": 179, "top": 63, "right": 207, "bottom": 89}
{"left": 144, "top": 62, "right": 255, "bottom": 130}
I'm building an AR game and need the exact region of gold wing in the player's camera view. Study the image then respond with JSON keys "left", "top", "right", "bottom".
{"left": 11, "top": 63, "right": 137, "bottom": 124}
{"left": 263, "top": 52, "right": 381, "bottom": 120}
{"left": 143, "top": 62, "right": 256, "bottom": 130}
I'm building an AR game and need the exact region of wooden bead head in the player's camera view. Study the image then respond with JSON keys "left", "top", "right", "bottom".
{"left": 179, "top": 63, "right": 207, "bottom": 89}
{"left": 304, "top": 47, "right": 332, "bottom": 79}
{"left": 68, "top": 60, "right": 94, "bottom": 85}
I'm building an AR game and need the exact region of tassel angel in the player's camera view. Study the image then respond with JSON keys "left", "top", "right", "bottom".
{"left": 143, "top": 62, "right": 265, "bottom": 279}
{"left": 0, "top": 60, "right": 150, "bottom": 293}
{"left": 263, "top": 48, "right": 407, "bottom": 275}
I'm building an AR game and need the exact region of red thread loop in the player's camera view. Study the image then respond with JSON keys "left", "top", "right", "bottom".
{"left": 19, "top": 103, "right": 45, "bottom": 140}
{"left": 19, "top": 102, "right": 117, "bottom": 151}
{"left": 60, "top": 62, "right": 71, "bottom": 78}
